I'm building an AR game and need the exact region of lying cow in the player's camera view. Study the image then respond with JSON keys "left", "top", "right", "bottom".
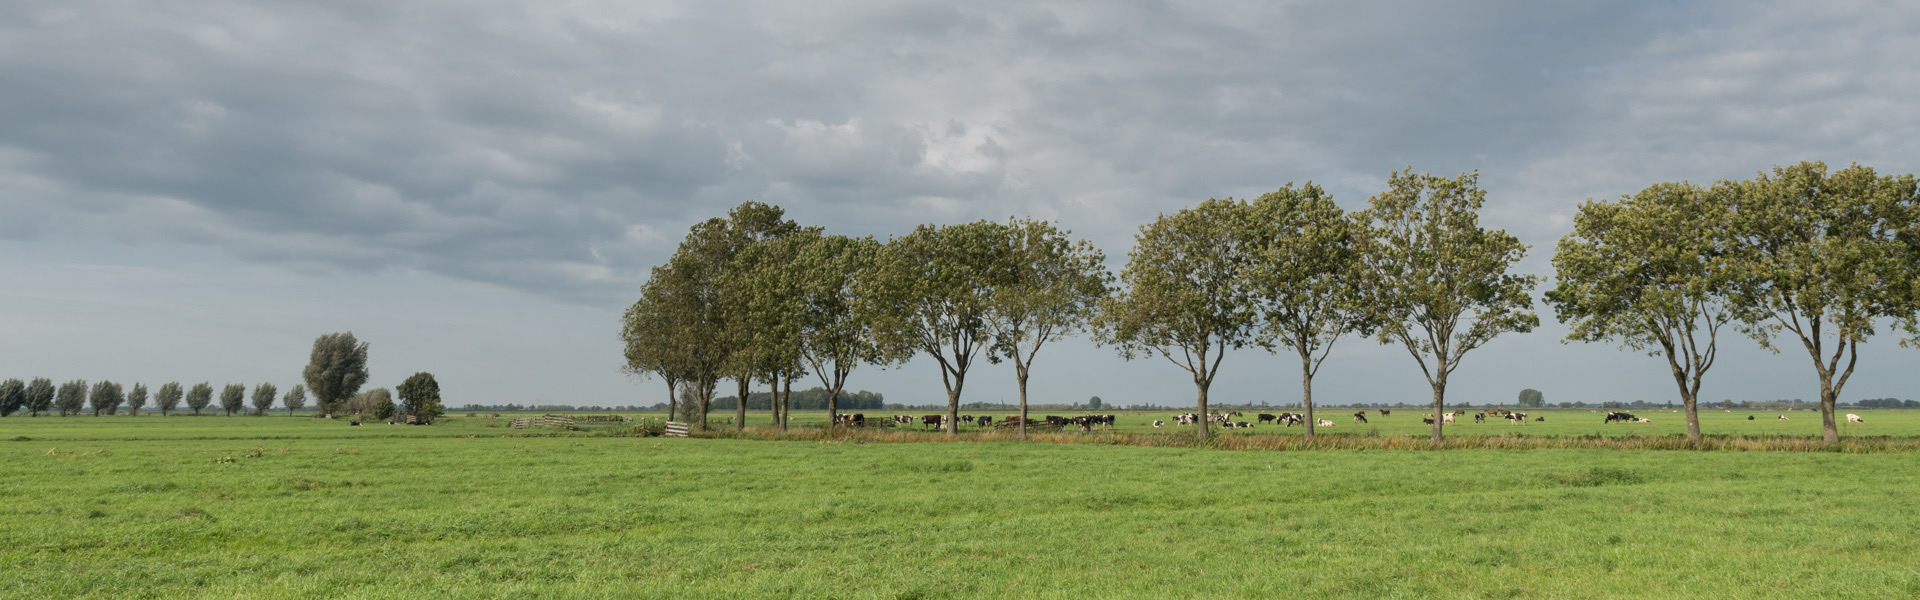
{"left": 1151, "top": 420, "right": 1164, "bottom": 428}
{"left": 1315, "top": 419, "right": 1334, "bottom": 428}
{"left": 1635, "top": 418, "right": 1651, "bottom": 423}
{"left": 1778, "top": 415, "right": 1789, "bottom": 420}
{"left": 1847, "top": 413, "right": 1864, "bottom": 423}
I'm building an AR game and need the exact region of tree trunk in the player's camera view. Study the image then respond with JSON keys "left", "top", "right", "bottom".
{"left": 665, "top": 381, "right": 677, "bottom": 422}
{"left": 1682, "top": 391, "right": 1701, "bottom": 445}
{"left": 826, "top": 378, "right": 839, "bottom": 428}
{"left": 1016, "top": 363, "right": 1030, "bottom": 441}
{"left": 1195, "top": 376, "right": 1211, "bottom": 439}
{"left": 778, "top": 375, "right": 791, "bottom": 432}
{"left": 735, "top": 378, "right": 749, "bottom": 431}
{"left": 945, "top": 381, "right": 962, "bottom": 436}
{"left": 1820, "top": 377, "right": 1838, "bottom": 444}
{"left": 1300, "top": 353, "right": 1316, "bottom": 441}
{"left": 1429, "top": 381, "right": 1446, "bottom": 445}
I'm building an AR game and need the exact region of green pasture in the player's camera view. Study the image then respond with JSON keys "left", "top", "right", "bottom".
{"left": 3, "top": 417, "right": 1920, "bottom": 598}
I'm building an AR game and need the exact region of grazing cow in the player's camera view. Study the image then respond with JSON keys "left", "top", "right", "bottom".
{"left": 921, "top": 415, "right": 945, "bottom": 429}
{"left": 1441, "top": 413, "right": 1456, "bottom": 424}
{"left": 894, "top": 415, "right": 913, "bottom": 425}
{"left": 961, "top": 415, "right": 976, "bottom": 425}
{"left": 1604, "top": 411, "right": 1637, "bottom": 424}
{"left": 1279, "top": 413, "right": 1304, "bottom": 427}
{"left": 1353, "top": 411, "right": 1369, "bottom": 423}
{"left": 1316, "top": 419, "right": 1334, "bottom": 428}
{"left": 1228, "top": 411, "right": 1243, "bottom": 417}
{"left": 1506, "top": 412, "right": 1528, "bottom": 424}
{"left": 1847, "top": 413, "right": 1864, "bottom": 423}
{"left": 1454, "top": 410, "right": 1466, "bottom": 415}
{"left": 1152, "top": 420, "right": 1164, "bottom": 428}
{"left": 1474, "top": 413, "right": 1486, "bottom": 423}
{"left": 1379, "top": 409, "right": 1392, "bottom": 416}
{"left": 1258, "top": 413, "right": 1277, "bottom": 424}
{"left": 977, "top": 416, "right": 993, "bottom": 427}
{"left": 1422, "top": 416, "right": 1434, "bottom": 425}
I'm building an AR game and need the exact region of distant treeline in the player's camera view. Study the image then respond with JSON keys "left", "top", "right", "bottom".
{"left": 711, "top": 388, "right": 885, "bottom": 411}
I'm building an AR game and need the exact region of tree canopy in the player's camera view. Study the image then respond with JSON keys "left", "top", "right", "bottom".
{"left": 303, "top": 332, "right": 370, "bottom": 416}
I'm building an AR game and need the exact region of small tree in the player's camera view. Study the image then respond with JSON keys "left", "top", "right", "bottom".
{"left": 155, "top": 382, "right": 184, "bottom": 416}
{"left": 0, "top": 378, "right": 24, "bottom": 417}
{"left": 396, "top": 372, "right": 444, "bottom": 423}
{"left": 985, "top": 218, "right": 1112, "bottom": 439}
{"left": 859, "top": 221, "right": 1017, "bottom": 435}
{"left": 283, "top": 385, "right": 307, "bottom": 415}
{"left": 1088, "top": 396, "right": 1102, "bottom": 410}
{"left": 186, "top": 382, "right": 213, "bottom": 415}
{"left": 251, "top": 383, "right": 278, "bottom": 416}
{"left": 219, "top": 384, "right": 246, "bottom": 416}
{"left": 1245, "top": 183, "right": 1371, "bottom": 440}
{"left": 25, "top": 378, "right": 54, "bottom": 417}
{"left": 348, "top": 388, "right": 395, "bottom": 420}
{"left": 303, "top": 332, "right": 370, "bottom": 416}
{"left": 1516, "top": 389, "right": 1545, "bottom": 408}
{"left": 1359, "top": 170, "right": 1540, "bottom": 444}
{"left": 89, "top": 380, "right": 123, "bottom": 416}
{"left": 57, "top": 379, "right": 88, "bottom": 416}
{"left": 125, "top": 383, "right": 148, "bottom": 416}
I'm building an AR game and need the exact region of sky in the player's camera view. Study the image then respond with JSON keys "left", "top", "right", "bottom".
{"left": 3, "top": 0, "right": 1917, "bottom": 410}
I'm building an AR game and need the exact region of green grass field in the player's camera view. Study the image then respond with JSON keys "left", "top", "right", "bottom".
{"left": 4, "top": 414, "right": 1918, "bottom": 598}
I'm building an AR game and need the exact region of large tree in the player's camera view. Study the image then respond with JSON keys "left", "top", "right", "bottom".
{"left": 984, "top": 218, "right": 1111, "bottom": 440}
{"left": 789, "top": 234, "right": 883, "bottom": 427}
{"left": 397, "top": 372, "right": 444, "bottom": 423}
{"left": 1245, "top": 184, "right": 1370, "bottom": 440}
{"left": 0, "top": 378, "right": 23, "bottom": 417}
{"left": 57, "top": 379, "right": 88, "bottom": 416}
{"left": 155, "top": 382, "right": 183, "bottom": 416}
{"left": 1724, "top": 161, "right": 1918, "bottom": 443}
{"left": 728, "top": 227, "right": 818, "bottom": 432}
{"left": 1096, "top": 199, "right": 1261, "bottom": 438}
{"left": 251, "top": 383, "right": 278, "bottom": 416}
{"left": 623, "top": 220, "right": 738, "bottom": 430}
{"left": 1359, "top": 170, "right": 1539, "bottom": 444}
{"left": 125, "top": 383, "right": 148, "bottom": 416}
{"left": 186, "top": 382, "right": 213, "bottom": 415}
{"left": 716, "top": 202, "right": 800, "bottom": 430}
{"left": 25, "top": 378, "right": 54, "bottom": 417}
{"left": 860, "top": 221, "right": 1016, "bottom": 435}
{"left": 303, "top": 332, "right": 370, "bottom": 417}
{"left": 220, "top": 384, "right": 246, "bottom": 416}
{"left": 282, "top": 385, "right": 307, "bottom": 414}
{"left": 1548, "top": 181, "right": 1734, "bottom": 443}
{"left": 1516, "top": 388, "right": 1545, "bottom": 409}
{"left": 89, "top": 380, "right": 123, "bottom": 416}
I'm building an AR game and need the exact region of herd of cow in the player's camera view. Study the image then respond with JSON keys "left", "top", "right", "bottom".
{"left": 824, "top": 408, "right": 1868, "bottom": 431}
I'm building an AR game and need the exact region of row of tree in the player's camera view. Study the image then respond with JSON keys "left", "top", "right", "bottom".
{"left": 625, "top": 161, "right": 1918, "bottom": 444}
{"left": 0, "top": 379, "right": 304, "bottom": 416}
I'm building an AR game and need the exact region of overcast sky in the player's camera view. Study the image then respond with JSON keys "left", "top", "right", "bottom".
{"left": 3, "top": 0, "right": 1917, "bottom": 411}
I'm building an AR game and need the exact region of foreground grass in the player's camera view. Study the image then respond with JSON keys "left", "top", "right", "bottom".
{"left": 3, "top": 421, "right": 1919, "bottom": 598}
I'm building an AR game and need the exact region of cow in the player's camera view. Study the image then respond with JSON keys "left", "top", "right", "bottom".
{"left": 1353, "top": 411, "right": 1369, "bottom": 423}
{"left": 1474, "top": 413, "right": 1486, "bottom": 423}
{"left": 1442, "top": 413, "right": 1457, "bottom": 424}
{"left": 1379, "top": 409, "right": 1392, "bottom": 416}
{"left": 1238, "top": 422, "right": 1252, "bottom": 429}
{"left": 1534, "top": 417, "right": 1544, "bottom": 422}
{"left": 1635, "top": 418, "right": 1651, "bottom": 423}
{"left": 1258, "top": 413, "right": 1277, "bottom": 424}
{"left": 1279, "top": 413, "right": 1304, "bottom": 427}
{"left": 1778, "top": 415, "right": 1788, "bottom": 420}
{"left": 1421, "top": 416, "right": 1434, "bottom": 425}
{"left": 894, "top": 415, "right": 913, "bottom": 425}
{"left": 961, "top": 415, "right": 976, "bottom": 425}
{"left": 979, "top": 415, "right": 994, "bottom": 427}
{"left": 1847, "top": 413, "right": 1864, "bottom": 423}
{"left": 921, "top": 415, "right": 945, "bottom": 429}
{"left": 1604, "top": 411, "right": 1637, "bottom": 424}
{"left": 1316, "top": 419, "right": 1334, "bottom": 428}
{"left": 1748, "top": 415, "right": 1756, "bottom": 421}
{"left": 1506, "top": 412, "right": 1528, "bottom": 424}
{"left": 1152, "top": 420, "right": 1164, "bottom": 428}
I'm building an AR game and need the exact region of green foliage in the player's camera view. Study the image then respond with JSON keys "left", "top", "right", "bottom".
{"left": 1548, "top": 181, "right": 1735, "bottom": 440}
{"left": 1097, "top": 198, "right": 1261, "bottom": 437}
{"left": 25, "top": 378, "right": 53, "bottom": 417}
{"left": 1517, "top": 389, "right": 1545, "bottom": 408}
{"left": 155, "top": 382, "right": 183, "bottom": 416}
{"left": 1724, "top": 161, "right": 1919, "bottom": 442}
{"left": 1359, "top": 169, "right": 1540, "bottom": 442}
{"left": 186, "top": 382, "right": 213, "bottom": 415}
{"left": 396, "top": 373, "right": 443, "bottom": 422}
{"left": 56, "top": 379, "right": 88, "bottom": 417}
{"left": 347, "top": 388, "right": 395, "bottom": 420}
{"left": 282, "top": 385, "right": 307, "bottom": 413}
{"left": 125, "top": 383, "right": 147, "bottom": 416}
{"left": 984, "top": 218, "right": 1111, "bottom": 435}
{"left": 220, "top": 384, "right": 246, "bottom": 416}
{"left": 787, "top": 233, "right": 885, "bottom": 419}
{"left": 88, "top": 380, "right": 123, "bottom": 416}
{"left": 303, "top": 332, "right": 370, "bottom": 417}
{"left": 1088, "top": 396, "right": 1102, "bottom": 409}
{"left": 0, "top": 379, "right": 22, "bottom": 417}
{"left": 251, "top": 383, "right": 278, "bottom": 416}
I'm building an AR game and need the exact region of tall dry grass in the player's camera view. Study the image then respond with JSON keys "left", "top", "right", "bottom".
{"left": 689, "top": 425, "right": 1920, "bottom": 453}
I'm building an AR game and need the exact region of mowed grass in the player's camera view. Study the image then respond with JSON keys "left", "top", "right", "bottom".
{"left": 3, "top": 417, "right": 1919, "bottom": 599}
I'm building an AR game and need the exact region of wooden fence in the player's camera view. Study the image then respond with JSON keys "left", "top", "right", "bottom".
{"left": 664, "top": 421, "right": 690, "bottom": 438}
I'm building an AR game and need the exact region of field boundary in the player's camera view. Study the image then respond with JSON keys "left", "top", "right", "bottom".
{"left": 685, "top": 426, "right": 1920, "bottom": 453}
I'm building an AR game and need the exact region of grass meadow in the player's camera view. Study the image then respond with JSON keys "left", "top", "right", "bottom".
{"left": 4, "top": 412, "right": 1919, "bottom": 598}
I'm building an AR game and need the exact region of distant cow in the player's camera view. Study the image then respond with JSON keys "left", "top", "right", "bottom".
{"left": 1635, "top": 418, "right": 1651, "bottom": 423}
{"left": 1279, "top": 413, "right": 1304, "bottom": 427}
{"left": 1748, "top": 415, "right": 1756, "bottom": 421}
{"left": 1258, "top": 413, "right": 1277, "bottom": 424}
{"left": 894, "top": 415, "right": 913, "bottom": 425}
{"left": 1352, "top": 411, "right": 1369, "bottom": 423}
{"left": 977, "top": 416, "right": 993, "bottom": 427}
{"left": 1506, "top": 412, "right": 1528, "bottom": 424}
{"left": 1604, "top": 411, "right": 1637, "bottom": 424}
{"left": 1474, "top": 413, "right": 1486, "bottom": 423}
{"left": 1778, "top": 415, "right": 1789, "bottom": 420}
{"left": 1441, "top": 413, "right": 1456, "bottom": 424}
{"left": 921, "top": 415, "right": 945, "bottom": 429}
{"left": 1847, "top": 413, "right": 1864, "bottom": 423}
{"left": 1422, "top": 416, "right": 1435, "bottom": 424}
{"left": 1379, "top": 409, "right": 1392, "bottom": 416}
{"left": 1152, "top": 420, "right": 1164, "bottom": 428}
{"left": 961, "top": 415, "right": 976, "bottom": 425}
{"left": 1316, "top": 419, "right": 1334, "bottom": 428}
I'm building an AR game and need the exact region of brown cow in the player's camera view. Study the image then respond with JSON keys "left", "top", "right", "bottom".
{"left": 921, "top": 415, "right": 945, "bottom": 429}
